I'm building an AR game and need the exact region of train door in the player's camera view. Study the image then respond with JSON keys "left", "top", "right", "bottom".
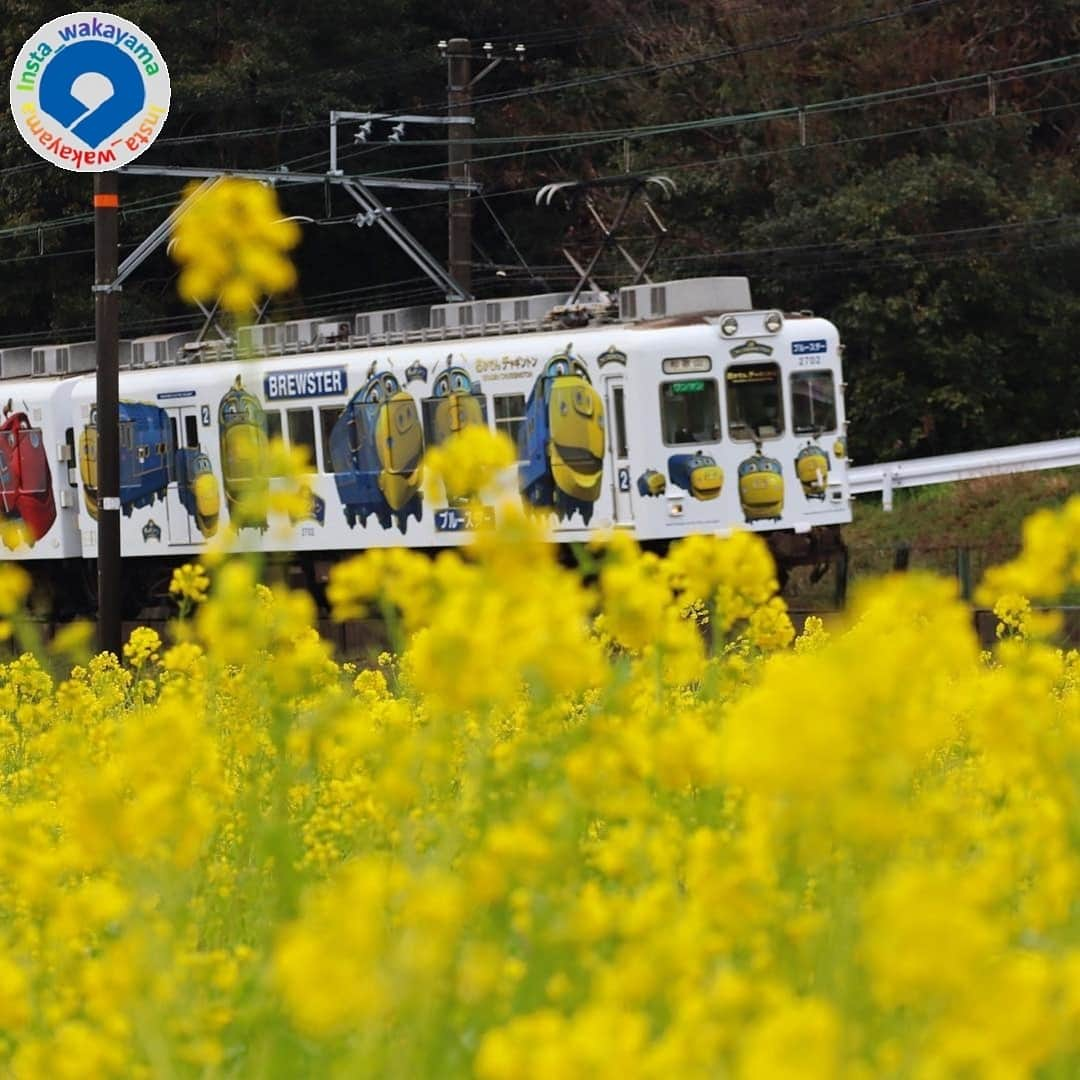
{"left": 165, "top": 406, "right": 201, "bottom": 545}
{"left": 604, "top": 375, "right": 633, "bottom": 525}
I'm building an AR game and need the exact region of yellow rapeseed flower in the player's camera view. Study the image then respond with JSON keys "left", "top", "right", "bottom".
{"left": 170, "top": 179, "right": 301, "bottom": 316}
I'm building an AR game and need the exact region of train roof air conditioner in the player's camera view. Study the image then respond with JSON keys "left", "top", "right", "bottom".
{"left": 0, "top": 347, "right": 32, "bottom": 380}
{"left": 618, "top": 277, "right": 752, "bottom": 321}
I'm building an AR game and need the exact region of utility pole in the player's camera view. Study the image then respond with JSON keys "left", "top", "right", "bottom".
{"left": 441, "top": 38, "right": 525, "bottom": 300}
{"left": 93, "top": 173, "right": 121, "bottom": 656}
{"left": 446, "top": 38, "right": 473, "bottom": 296}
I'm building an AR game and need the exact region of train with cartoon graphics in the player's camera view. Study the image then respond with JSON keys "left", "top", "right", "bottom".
{"left": 0, "top": 277, "right": 851, "bottom": 613}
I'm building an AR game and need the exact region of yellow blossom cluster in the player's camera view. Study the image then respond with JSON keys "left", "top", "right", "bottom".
{"left": 423, "top": 424, "right": 517, "bottom": 507}
{"left": 0, "top": 495, "right": 1077, "bottom": 1076}
{"left": 170, "top": 179, "right": 301, "bottom": 316}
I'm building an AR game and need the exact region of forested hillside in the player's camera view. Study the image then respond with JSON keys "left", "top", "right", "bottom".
{"left": 1, "top": 0, "right": 1077, "bottom": 462}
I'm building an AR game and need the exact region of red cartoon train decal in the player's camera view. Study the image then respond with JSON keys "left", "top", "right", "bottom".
{"left": 0, "top": 404, "right": 56, "bottom": 547}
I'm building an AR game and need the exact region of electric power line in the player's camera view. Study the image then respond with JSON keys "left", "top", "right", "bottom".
{"left": 326, "top": 52, "right": 1079, "bottom": 179}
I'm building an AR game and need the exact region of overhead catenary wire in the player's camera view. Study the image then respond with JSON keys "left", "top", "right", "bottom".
{"left": 324, "top": 52, "right": 1080, "bottom": 179}
{"left": 321, "top": 92, "right": 1080, "bottom": 222}
{"left": 4, "top": 77, "right": 1074, "bottom": 278}
{"left": 4, "top": 89, "right": 1075, "bottom": 306}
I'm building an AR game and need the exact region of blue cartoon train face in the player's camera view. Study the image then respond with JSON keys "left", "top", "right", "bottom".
{"left": 425, "top": 364, "right": 487, "bottom": 505}
{"left": 79, "top": 401, "right": 220, "bottom": 538}
{"left": 738, "top": 452, "right": 784, "bottom": 521}
{"left": 637, "top": 469, "right": 666, "bottom": 497}
{"left": 80, "top": 402, "right": 173, "bottom": 520}
{"left": 518, "top": 347, "right": 605, "bottom": 525}
{"left": 330, "top": 368, "right": 424, "bottom": 534}
{"left": 219, "top": 375, "right": 269, "bottom": 530}
{"left": 795, "top": 443, "right": 829, "bottom": 499}
{"left": 667, "top": 453, "right": 724, "bottom": 501}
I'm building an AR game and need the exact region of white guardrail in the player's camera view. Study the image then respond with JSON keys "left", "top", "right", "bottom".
{"left": 848, "top": 437, "right": 1080, "bottom": 511}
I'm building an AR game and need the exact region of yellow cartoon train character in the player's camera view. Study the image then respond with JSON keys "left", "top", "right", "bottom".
{"left": 218, "top": 375, "right": 268, "bottom": 530}
{"left": 795, "top": 443, "right": 829, "bottom": 499}
{"left": 519, "top": 347, "right": 605, "bottom": 524}
{"left": 738, "top": 448, "right": 784, "bottom": 521}
{"left": 428, "top": 363, "right": 487, "bottom": 505}
{"left": 330, "top": 368, "right": 425, "bottom": 533}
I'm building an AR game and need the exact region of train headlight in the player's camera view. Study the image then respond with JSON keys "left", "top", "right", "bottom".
{"left": 764, "top": 311, "right": 783, "bottom": 333}
{"left": 720, "top": 316, "right": 738, "bottom": 336}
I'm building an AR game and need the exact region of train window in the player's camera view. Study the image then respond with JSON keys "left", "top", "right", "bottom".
{"left": 287, "top": 409, "right": 317, "bottom": 473}
{"left": 611, "top": 386, "right": 629, "bottom": 458}
{"left": 493, "top": 394, "right": 527, "bottom": 458}
{"left": 421, "top": 394, "right": 488, "bottom": 447}
{"left": 659, "top": 379, "right": 721, "bottom": 445}
{"left": 265, "top": 410, "right": 283, "bottom": 442}
{"left": 791, "top": 370, "right": 837, "bottom": 434}
{"left": 319, "top": 407, "right": 342, "bottom": 473}
{"left": 184, "top": 415, "right": 199, "bottom": 448}
{"left": 65, "top": 428, "right": 77, "bottom": 487}
{"left": 263, "top": 410, "right": 287, "bottom": 477}
{"left": 725, "top": 363, "right": 784, "bottom": 441}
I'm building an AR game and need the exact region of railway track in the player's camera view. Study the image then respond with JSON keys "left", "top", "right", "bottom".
{"left": 5, "top": 607, "right": 1078, "bottom": 663}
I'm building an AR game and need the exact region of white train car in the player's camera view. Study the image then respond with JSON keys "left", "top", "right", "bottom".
{"left": 5, "top": 277, "right": 852, "bottom": 610}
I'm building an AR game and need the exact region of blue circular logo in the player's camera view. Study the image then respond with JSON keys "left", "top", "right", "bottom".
{"left": 9, "top": 11, "right": 170, "bottom": 172}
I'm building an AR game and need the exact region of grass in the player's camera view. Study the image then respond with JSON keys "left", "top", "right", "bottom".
{"left": 783, "top": 468, "right": 1080, "bottom": 610}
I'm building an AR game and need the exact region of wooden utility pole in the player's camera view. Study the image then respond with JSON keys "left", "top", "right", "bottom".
{"left": 93, "top": 172, "right": 121, "bottom": 656}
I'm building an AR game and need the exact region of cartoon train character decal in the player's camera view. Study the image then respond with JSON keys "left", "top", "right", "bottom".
{"left": 79, "top": 402, "right": 175, "bottom": 521}
{"left": 329, "top": 367, "right": 424, "bottom": 533}
{"left": 176, "top": 448, "right": 220, "bottom": 537}
{"left": 518, "top": 347, "right": 605, "bottom": 525}
{"left": 667, "top": 453, "right": 724, "bottom": 501}
{"left": 0, "top": 402, "right": 56, "bottom": 546}
{"left": 637, "top": 469, "right": 666, "bottom": 497}
{"left": 427, "top": 363, "right": 487, "bottom": 505}
{"left": 737, "top": 445, "right": 785, "bottom": 522}
{"left": 219, "top": 376, "right": 268, "bottom": 531}
{"left": 794, "top": 443, "right": 829, "bottom": 500}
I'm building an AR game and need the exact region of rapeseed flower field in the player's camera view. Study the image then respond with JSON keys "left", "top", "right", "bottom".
{"left": 0, "top": 457, "right": 1077, "bottom": 1077}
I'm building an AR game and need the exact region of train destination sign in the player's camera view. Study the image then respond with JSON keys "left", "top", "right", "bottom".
{"left": 264, "top": 367, "right": 347, "bottom": 401}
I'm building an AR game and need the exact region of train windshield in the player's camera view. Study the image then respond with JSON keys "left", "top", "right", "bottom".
{"left": 726, "top": 363, "right": 784, "bottom": 440}
{"left": 791, "top": 370, "right": 837, "bottom": 434}
{"left": 660, "top": 379, "right": 721, "bottom": 445}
